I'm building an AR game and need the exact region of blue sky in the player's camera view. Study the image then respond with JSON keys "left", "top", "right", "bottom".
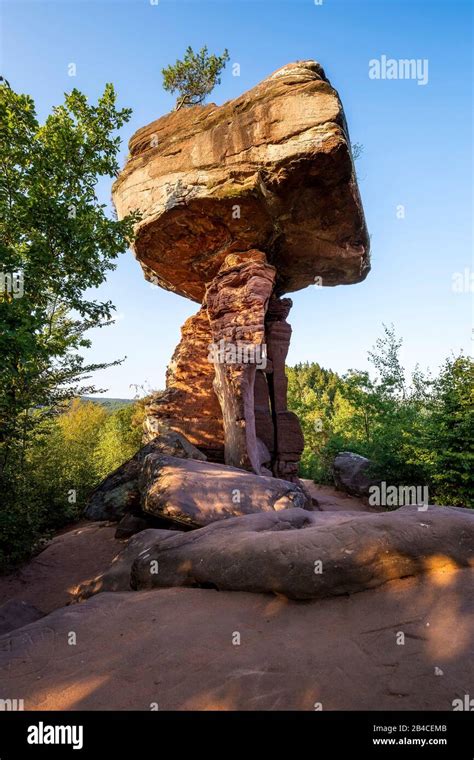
{"left": 2, "top": 0, "right": 472, "bottom": 397}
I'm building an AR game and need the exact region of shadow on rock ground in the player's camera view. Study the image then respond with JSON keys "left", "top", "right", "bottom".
{"left": 0, "top": 572, "right": 472, "bottom": 711}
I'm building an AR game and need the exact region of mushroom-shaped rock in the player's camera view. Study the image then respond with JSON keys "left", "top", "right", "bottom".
{"left": 112, "top": 60, "right": 370, "bottom": 302}
{"left": 101, "top": 60, "right": 372, "bottom": 491}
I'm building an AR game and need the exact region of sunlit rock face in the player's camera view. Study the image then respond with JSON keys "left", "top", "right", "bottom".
{"left": 112, "top": 60, "right": 370, "bottom": 303}
{"left": 143, "top": 307, "right": 225, "bottom": 461}
{"left": 112, "top": 61, "right": 370, "bottom": 478}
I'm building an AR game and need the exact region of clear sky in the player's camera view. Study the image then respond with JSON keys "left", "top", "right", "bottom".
{"left": 2, "top": 0, "right": 473, "bottom": 397}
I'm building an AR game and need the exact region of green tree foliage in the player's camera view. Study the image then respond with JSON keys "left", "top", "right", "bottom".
{"left": 425, "top": 356, "right": 474, "bottom": 507}
{"left": 26, "top": 399, "right": 108, "bottom": 529}
{"left": 0, "top": 398, "right": 146, "bottom": 567}
{"left": 333, "top": 326, "right": 429, "bottom": 484}
{"left": 287, "top": 326, "right": 473, "bottom": 508}
{"left": 162, "top": 46, "right": 230, "bottom": 110}
{"left": 0, "top": 80, "right": 138, "bottom": 565}
{"left": 95, "top": 401, "right": 144, "bottom": 479}
{"left": 286, "top": 363, "right": 341, "bottom": 480}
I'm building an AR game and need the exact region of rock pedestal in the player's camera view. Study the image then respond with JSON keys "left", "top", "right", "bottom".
{"left": 144, "top": 250, "right": 304, "bottom": 478}
{"left": 265, "top": 297, "right": 305, "bottom": 480}
{"left": 205, "top": 250, "right": 275, "bottom": 473}
{"left": 111, "top": 60, "right": 371, "bottom": 486}
{"left": 143, "top": 307, "right": 224, "bottom": 462}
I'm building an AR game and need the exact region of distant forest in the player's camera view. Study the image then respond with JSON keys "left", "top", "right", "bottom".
{"left": 83, "top": 397, "right": 134, "bottom": 411}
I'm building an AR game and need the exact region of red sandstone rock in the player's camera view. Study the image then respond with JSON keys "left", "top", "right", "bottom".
{"left": 85, "top": 429, "right": 207, "bottom": 522}
{"left": 75, "top": 504, "right": 474, "bottom": 603}
{"left": 205, "top": 250, "right": 275, "bottom": 472}
{"left": 143, "top": 261, "right": 306, "bottom": 477}
{"left": 112, "top": 60, "right": 370, "bottom": 302}
{"left": 254, "top": 369, "right": 274, "bottom": 463}
{"left": 138, "top": 454, "right": 310, "bottom": 528}
{"left": 144, "top": 307, "right": 224, "bottom": 460}
{"left": 110, "top": 61, "right": 372, "bottom": 485}
{"left": 265, "top": 296, "right": 304, "bottom": 480}
{"left": 132, "top": 505, "right": 474, "bottom": 599}
{"left": 4, "top": 576, "right": 474, "bottom": 710}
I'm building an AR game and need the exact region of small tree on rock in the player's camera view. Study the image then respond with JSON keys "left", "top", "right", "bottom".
{"left": 162, "top": 46, "right": 230, "bottom": 111}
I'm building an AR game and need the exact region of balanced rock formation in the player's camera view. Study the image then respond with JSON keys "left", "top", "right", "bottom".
{"left": 108, "top": 59, "right": 370, "bottom": 498}
{"left": 113, "top": 60, "right": 369, "bottom": 301}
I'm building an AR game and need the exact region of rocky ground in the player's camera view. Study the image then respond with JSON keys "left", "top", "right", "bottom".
{"left": 3, "top": 576, "right": 473, "bottom": 712}
{"left": 0, "top": 484, "right": 472, "bottom": 711}
{"left": 0, "top": 522, "right": 119, "bottom": 614}
{"left": 0, "top": 483, "right": 378, "bottom": 614}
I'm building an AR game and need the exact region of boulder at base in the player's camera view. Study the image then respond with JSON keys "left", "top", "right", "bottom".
{"left": 85, "top": 427, "right": 206, "bottom": 522}
{"left": 74, "top": 529, "right": 178, "bottom": 598}
{"left": 333, "top": 451, "right": 378, "bottom": 497}
{"left": 139, "top": 454, "right": 310, "bottom": 528}
{"left": 75, "top": 504, "right": 474, "bottom": 602}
